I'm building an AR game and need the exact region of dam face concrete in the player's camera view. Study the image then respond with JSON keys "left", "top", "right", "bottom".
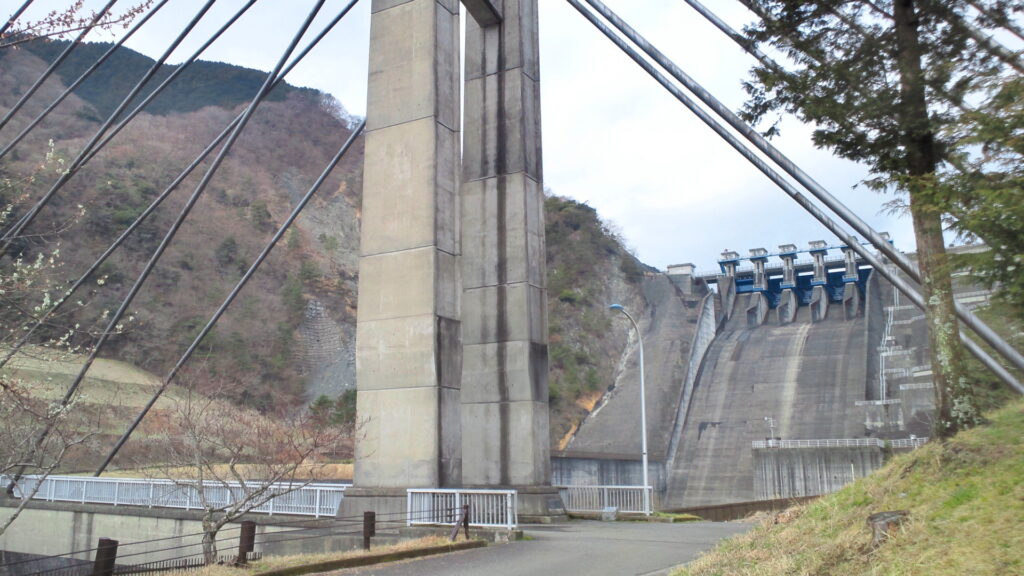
{"left": 348, "top": 0, "right": 554, "bottom": 516}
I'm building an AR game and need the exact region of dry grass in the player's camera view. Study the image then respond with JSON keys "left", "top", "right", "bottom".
{"left": 673, "top": 398, "right": 1024, "bottom": 576}
{"left": 166, "top": 536, "right": 453, "bottom": 576}
{"left": 98, "top": 462, "right": 353, "bottom": 481}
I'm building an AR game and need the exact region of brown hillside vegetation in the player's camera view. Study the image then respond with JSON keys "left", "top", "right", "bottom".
{"left": 674, "top": 399, "right": 1024, "bottom": 576}
{"left": 0, "top": 47, "right": 362, "bottom": 414}
{"left": 1, "top": 42, "right": 662, "bottom": 448}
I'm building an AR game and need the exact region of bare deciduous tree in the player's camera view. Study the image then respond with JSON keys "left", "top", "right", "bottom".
{"left": 1, "top": 1, "right": 156, "bottom": 50}
{"left": 140, "top": 375, "right": 350, "bottom": 564}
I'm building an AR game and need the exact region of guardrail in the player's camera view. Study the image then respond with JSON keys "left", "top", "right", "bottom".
{"left": 406, "top": 489, "right": 517, "bottom": 530}
{"left": 555, "top": 485, "right": 653, "bottom": 514}
{"left": 1, "top": 475, "right": 348, "bottom": 518}
{"left": 752, "top": 438, "right": 929, "bottom": 450}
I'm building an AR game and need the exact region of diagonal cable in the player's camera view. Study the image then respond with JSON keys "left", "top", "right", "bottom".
{"left": 0, "top": 0, "right": 218, "bottom": 250}
{"left": 7, "top": 0, "right": 330, "bottom": 492}
{"left": 567, "top": 0, "right": 1022, "bottom": 393}
{"left": 74, "top": 0, "right": 262, "bottom": 168}
{"left": 0, "top": 0, "right": 173, "bottom": 162}
{"left": 0, "top": 0, "right": 119, "bottom": 132}
{"left": 96, "top": 119, "right": 365, "bottom": 474}
{"left": 0, "top": 0, "right": 361, "bottom": 374}
{"left": 966, "top": 0, "right": 1024, "bottom": 42}
{"left": 0, "top": 0, "right": 35, "bottom": 38}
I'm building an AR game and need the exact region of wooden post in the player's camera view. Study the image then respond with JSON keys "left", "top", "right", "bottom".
{"left": 236, "top": 521, "right": 256, "bottom": 565}
{"left": 449, "top": 504, "right": 470, "bottom": 541}
{"left": 362, "top": 511, "right": 375, "bottom": 551}
{"left": 92, "top": 538, "right": 118, "bottom": 576}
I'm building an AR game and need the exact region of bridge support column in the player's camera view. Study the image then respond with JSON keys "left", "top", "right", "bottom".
{"left": 345, "top": 0, "right": 463, "bottom": 517}
{"left": 460, "top": 0, "right": 562, "bottom": 519}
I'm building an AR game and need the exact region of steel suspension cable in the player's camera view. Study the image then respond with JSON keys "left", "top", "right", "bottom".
{"left": 0, "top": 0, "right": 118, "bottom": 132}
{"left": 73, "top": 0, "right": 261, "bottom": 167}
{"left": 97, "top": 119, "right": 365, "bottom": 475}
{"left": 0, "top": 0, "right": 218, "bottom": 251}
{"left": 966, "top": 0, "right": 1024, "bottom": 42}
{"left": 566, "top": 0, "right": 1022, "bottom": 394}
{"left": 10, "top": 0, "right": 329, "bottom": 491}
{"left": 854, "top": 0, "right": 1024, "bottom": 74}
{"left": 580, "top": 0, "right": 1024, "bottom": 378}
{"left": 0, "top": 0, "right": 173, "bottom": 162}
{"left": 0, "top": 0, "right": 35, "bottom": 38}
{"left": 0, "top": 0, "right": 361, "bottom": 374}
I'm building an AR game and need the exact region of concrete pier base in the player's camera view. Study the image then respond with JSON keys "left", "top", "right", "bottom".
{"left": 810, "top": 285, "right": 829, "bottom": 322}
{"left": 777, "top": 289, "right": 798, "bottom": 324}
{"left": 843, "top": 283, "right": 862, "bottom": 319}
{"left": 745, "top": 293, "right": 769, "bottom": 327}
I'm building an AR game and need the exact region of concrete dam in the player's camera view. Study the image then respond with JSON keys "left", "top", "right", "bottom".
{"left": 557, "top": 242, "right": 951, "bottom": 509}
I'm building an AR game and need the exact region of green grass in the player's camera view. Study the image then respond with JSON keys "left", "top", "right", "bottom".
{"left": 673, "top": 398, "right": 1024, "bottom": 576}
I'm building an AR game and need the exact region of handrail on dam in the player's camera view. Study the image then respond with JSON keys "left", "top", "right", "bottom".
{"left": 1, "top": 474, "right": 348, "bottom": 518}
{"left": 752, "top": 438, "right": 929, "bottom": 450}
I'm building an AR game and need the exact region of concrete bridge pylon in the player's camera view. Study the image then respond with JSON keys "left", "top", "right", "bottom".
{"left": 341, "top": 0, "right": 561, "bottom": 520}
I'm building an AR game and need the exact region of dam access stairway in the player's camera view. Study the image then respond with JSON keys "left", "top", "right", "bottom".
{"left": 560, "top": 241, "right": 957, "bottom": 509}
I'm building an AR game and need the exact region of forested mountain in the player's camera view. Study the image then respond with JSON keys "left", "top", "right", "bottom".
{"left": 0, "top": 40, "right": 654, "bottom": 446}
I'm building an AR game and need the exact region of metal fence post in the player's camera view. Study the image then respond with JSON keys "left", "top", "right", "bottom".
{"left": 236, "top": 521, "right": 256, "bottom": 565}
{"left": 314, "top": 488, "right": 321, "bottom": 518}
{"left": 406, "top": 491, "right": 413, "bottom": 527}
{"left": 363, "top": 511, "right": 375, "bottom": 551}
{"left": 92, "top": 538, "right": 118, "bottom": 576}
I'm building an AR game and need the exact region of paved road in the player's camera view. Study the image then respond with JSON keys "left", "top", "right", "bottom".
{"left": 333, "top": 520, "right": 751, "bottom": 576}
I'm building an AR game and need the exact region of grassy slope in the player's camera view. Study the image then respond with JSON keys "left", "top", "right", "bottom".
{"left": 673, "top": 398, "right": 1024, "bottom": 576}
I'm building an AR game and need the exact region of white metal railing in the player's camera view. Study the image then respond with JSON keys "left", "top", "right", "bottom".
{"left": 889, "top": 437, "right": 930, "bottom": 449}
{"left": 555, "top": 485, "right": 653, "bottom": 515}
{"left": 900, "top": 382, "right": 934, "bottom": 391}
{"left": 753, "top": 438, "right": 883, "bottom": 449}
{"left": 855, "top": 399, "right": 902, "bottom": 406}
{"left": 752, "top": 437, "right": 929, "bottom": 450}
{"left": 1, "top": 475, "right": 348, "bottom": 518}
{"left": 406, "top": 489, "right": 517, "bottom": 530}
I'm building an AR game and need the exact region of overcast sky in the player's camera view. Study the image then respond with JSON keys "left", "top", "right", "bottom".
{"left": 11, "top": 0, "right": 919, "bottom": 271}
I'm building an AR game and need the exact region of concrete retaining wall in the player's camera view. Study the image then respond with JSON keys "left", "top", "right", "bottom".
{"left": 753, "top": 446, "right": 884, "bottom": 500}
{"left": 551, "top": 457, "right": 666, "bottom": 493}
{"left": 0, "top": 507, "right": 373, "bottom": 569}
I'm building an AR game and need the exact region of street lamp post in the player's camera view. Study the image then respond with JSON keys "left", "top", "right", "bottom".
{"left": 609, "top": 304, "right": 650, "bottom": 515}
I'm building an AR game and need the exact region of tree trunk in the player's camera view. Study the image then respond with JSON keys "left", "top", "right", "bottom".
{"left": 201, "top": 513, "right": 218, "bottom": 565}
{"left": 892, "top": 0, "right": 980, "bottom": 436}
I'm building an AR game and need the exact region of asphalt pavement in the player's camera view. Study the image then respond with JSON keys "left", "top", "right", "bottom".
{"left": 330, "top": 520, "right": 751, "bottom": 576}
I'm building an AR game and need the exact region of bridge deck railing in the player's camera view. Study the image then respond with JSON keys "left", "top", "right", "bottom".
{"left": 556, "top": 485, "right": 653, "bottom": 514}
{"left": 406, "top": 489, "right": 517, "bottom": 530}
{"left": 1, "top": 474, "right": 348, "bottom": 518}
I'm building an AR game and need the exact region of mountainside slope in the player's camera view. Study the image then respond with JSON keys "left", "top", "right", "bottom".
{"left": 1, "top": 42, "right": 662, "bottom": 448}
{"left": 1, "top": 45, "right": 363, "bottom": 413}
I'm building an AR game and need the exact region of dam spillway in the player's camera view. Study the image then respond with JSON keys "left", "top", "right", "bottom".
{"left": 661, "top": 299, "right": 871, "bottom": 508}
{"left": 558, "top": 241, "right": 945, "bottom": 509}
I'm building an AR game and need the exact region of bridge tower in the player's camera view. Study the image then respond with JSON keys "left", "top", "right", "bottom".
{"left": 343, "top": 0, "right": 559, "bottom": 519}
